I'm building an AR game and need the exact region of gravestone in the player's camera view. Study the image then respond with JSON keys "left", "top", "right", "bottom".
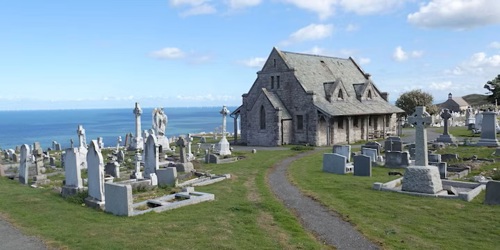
{"left": 11, "top": 153, "right": 18, "bottom": 163}
{"left": 362, "top": 141, "right": 382, "bottom": 155}
{"left": 215, "top": 106, "right": 232, "bottom": 156}
{"left": 361, "top": 148, "right": 378, "bottom": 162}
{"left": 104, "top": 183, "right": 133, "bottom": 216}
{"left": 117, "top": 150, "right": 125, "bottom": 163}
{"left": 441, "top": 153, "right": 459, "bottom": 162}
{"left": 385, "top": 151, "right": 410, "bottom": 168}
{"left": 116, "top": 136, "right": 122, "bottom": 151}
{"left": 353, "top": 154, "right": 371, "bottom": 177}
{"left": 32, "top": 142, "right": 47, "bottom": 182}
{"left": 130, "top": 102, "right": 144, "bottom": 150}
{"left": 19, "top": 144, "right": 30, "bottom": 185}
{"left": 105, "top": 162, "right": 120, "bottom": 178}
{"left": 332, "top": 145, "right": 351, "bottom": 162}
{"left": 428, "top": 153, "right": 441, "bottom": 164}
{"left": 97, "top": 137, "right": 104, "bottom": 149}
{"left": 474, "top": 112, "right": 483, "bottom": 131}
{"left": 85, "top": 140, "right": 105, "bottom": 208}
{"left": 62, "top": 147, "right": 84, "bottom": 197}
{"left": 200, "top": 137, "right": 206, "bottom": 143}
{"left": 187, "top": 134, "right": 195, "bottom": 161}
{"left": 152, "top": 107, "right": 170, "bottom": 151}
{"left": 144, "top": 134, "right": 159, "bottom": 178}
{"left": 437, "top": 162, "right": 447, "bottom": 179}
{"left": 484, "top": 180, "right": 500, "bottom": 205}
{"left": 476, "top": 112, "right": 500, "bottom": 147}
{"left": 49, "top": 157, "right": 56, "bottom": 167}
{"left": 436, "top": 109, "right": 457, "bottom": 143}
{"left": 157, "top": 167, "right": 178, "bottom": 187}
{"left": 384, "top": 137, "right": 402, "bottom": 152}
{"left": 402, "top": 106, "right": 443, "bottom": 194}
{"left": 132, "top": 150, "right": 143, "bottom": 180}
{"left": 124, "top": 133, "right": 131, "bottom": 149}
{"left": 322, "top": 153, "right": 347, "bottom": 174}
{"left": 175, "top": 137, "right": 194, "bottom": 172}
{"left": 77, "top": 125, "right": 87, "bottom": 149}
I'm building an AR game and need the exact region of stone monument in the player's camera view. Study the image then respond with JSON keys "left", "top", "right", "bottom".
{"left": 476, "top": 111, "right": 500, "bottom": 147}
{"left": 402, "top": 106, "right": 443, "bottom": 194}
{"left": 76, "top": 125, "right": 88, "bottom": 169}
{"left": 174, "top": 137, "right": 194, "bottom": 172}
{"left": 85, "top": 140, "right": 105, "bottom": 209}
{"left": 436, "top": 109, "right": 457, "bottom": 143}
{"left": 144, "top": 134, "right": 159, "bottom": 178}
{"left": 132, "top": 150, "right": 143, "bottom": 180}
{"left": 152, "top": 107, "right": 170, "bottom": 151}
{"left": 32, "top": 142, "right": 47, "bottom": 183}
{"left": 61, "top": 147, "right": 84, "bottom": 197}
{"left": 19, "top": 144, "right": 30, "bottom": 185}
{"left": 130, "top": 102, "right": 144, "bottom": 150}
{"left": 215, "top": 105, "right": 231, "bottom": 156}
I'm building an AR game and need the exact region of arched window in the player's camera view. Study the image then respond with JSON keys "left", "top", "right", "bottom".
{"left": 338, "top": 89, "right": 343, "bottom": 100}
{"left": 367, "top": 90, "right": 372, "bottom": 99}
{"left": 260, "top": 106, "right": 266, "bottom": 129}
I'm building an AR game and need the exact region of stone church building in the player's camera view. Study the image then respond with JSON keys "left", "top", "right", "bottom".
{"left": 231, "top": 48, "right": 404, "bottom": 146}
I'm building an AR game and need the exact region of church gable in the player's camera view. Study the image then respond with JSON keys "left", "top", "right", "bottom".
{"left": 356, "top": 80, "right": 381, "bottom": 101}
{"left": 323, "top": 78, "right": 349, "bottom": 102}
{"left": 260, "top": 47, "right": 290, "bottom": 73}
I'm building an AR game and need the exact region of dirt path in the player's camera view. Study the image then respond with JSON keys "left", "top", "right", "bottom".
{"left": 267, "top": 149, "right": 379, "bottom": 249}
{"left": 0, "top": 216, "right": 48, "bottom": 250}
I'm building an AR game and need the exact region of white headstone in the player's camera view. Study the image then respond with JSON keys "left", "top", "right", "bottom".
{"left": 87, "top": 140, "right": 105, "bottom": 202}
{"left": 144, "top": 134, "right": 159, "bottom": 178}
{"left": 19, "top": 144, "right": 30, "bottom": 185}
{"left": 64, "top": 148, "right": 83, "bottom": 188}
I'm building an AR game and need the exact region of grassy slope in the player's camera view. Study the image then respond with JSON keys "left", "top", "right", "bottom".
{"left": 289, "top": 149, "right": 500, "bottom": 250}
{"left": 462, "top": 94, "right": 490, "bottom": 107}
{"left": 0, "top": 150, "right": 327, "bottom": 250}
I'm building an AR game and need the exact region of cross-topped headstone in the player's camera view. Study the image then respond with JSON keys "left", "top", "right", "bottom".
{"left": 440, "top": 109, "right": 452, "bottom": 135}
{"left": 176, "top": 137, "right": 187, "bottom": 163}
{"left": 408, "top": 106, "right": 433, "bottom": 166}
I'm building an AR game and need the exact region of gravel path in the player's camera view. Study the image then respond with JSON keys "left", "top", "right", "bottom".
{"left": 0, "top": 218, "right": 47, "bottom": 250}
{"left": 267, "top": 149, "right": 379, "bottom": 249}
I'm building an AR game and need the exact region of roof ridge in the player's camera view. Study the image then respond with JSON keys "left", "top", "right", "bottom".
{"left": 280, "top": 50, "right": 349, "bottom": 60}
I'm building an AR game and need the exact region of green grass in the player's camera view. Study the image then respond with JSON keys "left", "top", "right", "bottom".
{"left": 0, "top": 149, "right": 327, "bottom": 250}
{"left": 444, "top": 126, "right": 479, "bottom": 138}
{"left": 288, "top": 149, "right": 500, "bottom": 250}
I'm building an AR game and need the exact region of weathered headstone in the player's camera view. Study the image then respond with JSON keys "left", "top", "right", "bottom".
{"left": 384, "top": 137, "right": 402, "bottom": 152}
{"left": 200, "top": 137, "right": 206, "bottom": 143}
{"left": 116, "top": 136, "right": 122, "bottom": 152}
{"left": 323, "top": 153, "right": 347, "bottom": 174}
{"left": 97, "top": 137, "right": 104, "bottom": 149}
{"left": 476, "top": 111, "right": 500, "bottom": 147}
{"left": 157, "top": 167, "right": 178, "bottom": 187}
{"left": 215, "top": 106, "right": 231, "bottom": 156}
{"left": 484, "top": 180, "right": 500, "bottom": 205}
{"left": 175, "top": 137, "right": 194, "bottom": 172}
{"left": 77, "top": 125, "right": 87, "bottom": 149}
{"left": 428, "top": 153, "right": 441, "bottom": 164}
{"left": 152, "top": 107, "right": 170, "bottom": 151}
{"left": 85, "top": 140, "right": 105, "bottom": 208}
{"left": 441, "top": 153, "right": 459, "bottom": 162}
{"left": 117, "top": 150, "right": 125, "bottom": 163}
{"left": 62, "top": 147, "right": 84, "bottom": 197}
{"left": 132, "top": 150, "right": 143, "bottom": 179}
{"left": 354, "top": 154, "right": 371, "bottom": 177}
{"left": 436, "top": 109, "right": 457, "bottom": 143}
{"left": 187, "top": 134, "right": 195, "bottom": 161}
{"left": 361, "top": 148, "right": 378, "bottom": 162}
{"left": 105, "top": 162, "right": 120, "bottom": 178}
{"left": 49, "top": 157, "right": 56, "bottom": 167}
{"left": 385, "top": 151, "right": 410, "bottom": 168}
{"left": 402, "top": 106, "right": 443, "bottom": 194}
{"left": 11, "top": 153, "right": 18, "bottom": 163}
{"left": 144, "top": 134, "right": 159, "bottom": 178}
{"left": 19, "top": 144, "right": 30, "bottom": 185}
{"left": 332, "top": 145, "right": 351, "bottom": 162}
{"left": 130, "top": 102, "right": 144, "bottom": 150}
{"left": 362, "top": 141, "right": 382, "bottom": 155}
{"left": 32, "top": 142, "right": 47, "bottom": 182}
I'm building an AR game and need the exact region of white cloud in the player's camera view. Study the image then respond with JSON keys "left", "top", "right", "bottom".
{"left": 239, "top": 57, "right": 266, "bottom": 68}
{"left": 460, "top": 52, "right": 500, "bottom": 74}
{"left": 408, "top": 0, "right": 500, "bottom": 29}
{"left": 226, "top": 0, "right": 261, "bottom": 9}
{"left": 169, "top": 0, "right": 216, "bottom": 17}
{"left": 345, "top": 23, "right": 359, "bottom": 32}
{"left": 339, "top": 0, "right": 405, "bottom": 15}
{"left": 358, "top": 57, "right": 371, "bottom": 65}
{"left": 150, "top": 47, "right": 185, "bottom": 59}
{"left": 280, "top": 0, "right": 336, "bottom": 19}
{"left": 489, "top": 41, "right": 500, "bottom": 49}
{"left": 392, "top": 46, "right": 423, "bottom": 62}
{"left": 429, "top": 81, "right": 452, "bottom": 90}
{"left": 282, "top": 24, "right": 333, "bottom": 45}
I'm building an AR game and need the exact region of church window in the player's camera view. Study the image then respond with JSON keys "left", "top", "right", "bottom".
{"left": 338, "top": 89, "right": 344, "bottom": 100}
{"left": 338, "top": 117, "right": 344, "bottom": 129}
{"left": 271, "top": 76, "right": 274, "bottom": 89}
{"left": 260, "top": 106, "right": 266, "bottom": 129}
{"left": 273, "top": 59, "right": 276, "bottom": 67}
{"left": 367, "top": 90, "right": 372, "bottom": 99}
{"left": 297, "top": 115, "right": 304, "bottom": 130}
{"left": 353, "top": 117, "right": 359, "bottom": 127}
{"left": 277, "top": 76, "right": 280, "bottom": 89}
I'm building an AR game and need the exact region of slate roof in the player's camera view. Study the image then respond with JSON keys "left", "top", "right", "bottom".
{"left": 279, "top": 50, "right": 404, "bottom": 116}
{"left": 262, "top": 88, "right": 292, "bottom": 119}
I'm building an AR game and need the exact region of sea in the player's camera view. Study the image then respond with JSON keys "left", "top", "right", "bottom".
{"left": 0, "top": 107, "right": 237, "bottom": 150}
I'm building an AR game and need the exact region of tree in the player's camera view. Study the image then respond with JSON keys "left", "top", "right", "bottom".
{"left": 395, "top": 89, "right": 436, "bottom": 115}
{"left": 484, "top": 74, "right": 500, "bottom": 104}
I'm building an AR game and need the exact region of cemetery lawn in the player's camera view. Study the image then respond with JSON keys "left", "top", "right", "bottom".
{"left": 0, "top": 149, "right": 328, "bottom": 250}
{"left": 289, "top": 148, "right": 500, "bottom": 250}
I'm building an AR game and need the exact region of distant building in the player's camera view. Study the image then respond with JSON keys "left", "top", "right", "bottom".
{"left": 438, "top": 93, "right": 469, "bottom": 113}
{"left": 230, "top": 47, "right": 404, "bottom": 146}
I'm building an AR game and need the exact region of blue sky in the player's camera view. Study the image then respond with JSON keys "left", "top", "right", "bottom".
{"left": 1, "top": 0, "right": 499, "bottom": 110}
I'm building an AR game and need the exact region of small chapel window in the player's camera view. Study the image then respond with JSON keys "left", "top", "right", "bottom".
{"left": 353, "top": 117, "right": 359, "bottom": 127}
{"left": 277, "top": 76, "right": 280, "bottom": 89}
{"left": 260, "top": 106, "right": 266, "bottom": 129}
{"left": 338, "top": 90, "right": 344, "bottom": 100}
{"left": 297, "top": 115, "right": 304, "bottom": 130}
{"left": 338, "top": 118, "right": 344, "bottom": 129}
{"left": 271, "top": 76, "right": 274, "bottom": 89}
{"left": 367, "top": 90, "right": 372, "bottom": 99}
{"left": 273, "top": 59, "right": 276, "bottom": 67}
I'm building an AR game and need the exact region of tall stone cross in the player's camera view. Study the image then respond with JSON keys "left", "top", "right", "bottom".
{"left": 408, "top": 106, "right": 433, "bottom": 166}
{"left": 176, "top": 137, "right": 187, "bottom": 163}
{"left": 220, "top": 106, "right": 230, "bottom": 138}
{"left": 440, "top": 109, "right": 452, "bottom": 136}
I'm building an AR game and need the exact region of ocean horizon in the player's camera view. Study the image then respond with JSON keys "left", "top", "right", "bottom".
{"left": 0, "top": 106, "right": 238, "bottom": 150}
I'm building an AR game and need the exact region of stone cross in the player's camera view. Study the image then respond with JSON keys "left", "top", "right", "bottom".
{"left": 116, "top": 136, "right": 122, "bottom": 151}
{"left": 408, "top": 106, "right": 433, "bottom": 166}
{"left": 440, "top": 109, "right": 452, "bottom": 136}
{"left": 77, "top": 125, "right": 87, "bottom": 148}
{"left": 70, "top": 139, "right": 74, "bottom": 148}
{"left": 176, "top": 137, "right": 187, "bottom": 163}
{"left": 220, "top": 106, "right": 230, "bottom": 138}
